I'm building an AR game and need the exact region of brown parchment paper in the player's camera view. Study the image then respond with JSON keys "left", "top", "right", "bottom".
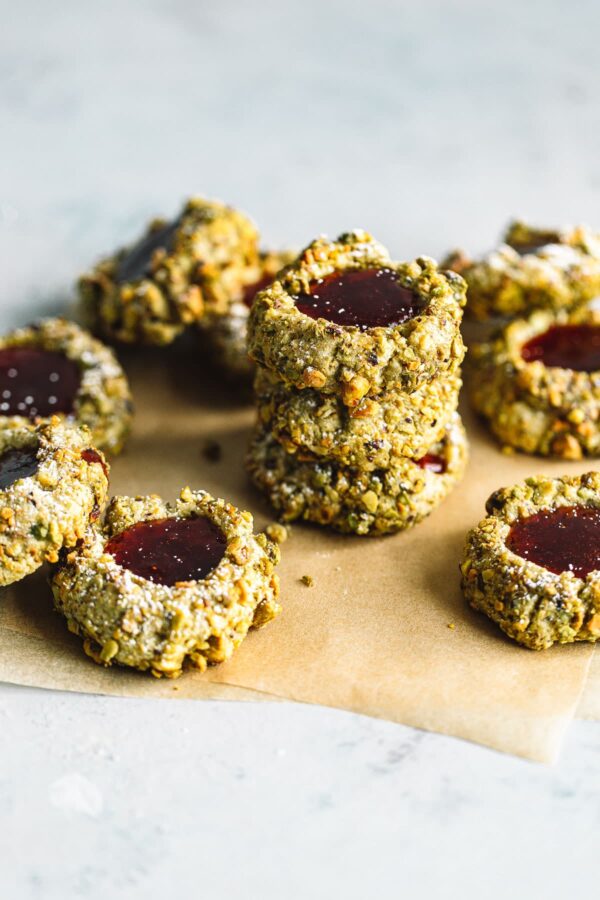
{"left": 0, "top": 344, "right": 595, "bottom": 762}
{"left": 576, "top": 650, "right": 600, "bottom": 718}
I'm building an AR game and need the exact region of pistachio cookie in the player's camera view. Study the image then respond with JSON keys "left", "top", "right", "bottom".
{"left": 445, "top": 220, "right": 600, "bottom": 321}
{"left": 461, "top": 473, "right": 600, "bottom": 649}
{"left": 201, "top": 248, "right": 297, "bottom": 379}
{"left": 51, "top": 488, "right": 281, "bottom": 678}
{"left": 79, "top": 196, "right": 260, "bottom": 345}
{"left": 470, "top": 306, "right": 600, "bottom": 459}
{"left": 247, "top": 414, "right": 467, "bottom": 536}
{"left": 0, "top": 419, "right": 109, "bottom": 586}
{"left": 255, "top": 365, "right": 462, "bottom": 469}
{"left": 0, "top": 318, "right": 132, "bottom": 454}
{"left": 248, "top": 231, "right": 466, "bottom": 404}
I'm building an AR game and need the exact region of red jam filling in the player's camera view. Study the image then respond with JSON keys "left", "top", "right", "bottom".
{"left": 105, "top": 516, "right": 227, "bottom": 587}
{"left": 0, "top": 348, "right": 81, "bottom": 418}
{"left": 506, "top": 506, "right": 600, "bottom": 578}
{"left": 116, "top": 219, "right": 179, "bottom": 283}
{"left": 416, "top": 453, "right": 446, "bottom": 474}
{"left": 242, "top": 274, "right": 274, "bottom": 309}
{"left": 521, "top": 324, "right": 600, "bottom": 372}
{"left": 81, "top": 448, "right": 109, "bottom": 479}
{"left": 0, "top": 446, "right": 39, "bottom": 489}
{"left": 295, "top": 268, "right": 427, "bottom": 329}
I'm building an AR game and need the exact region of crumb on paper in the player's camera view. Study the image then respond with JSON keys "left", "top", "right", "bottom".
{"left": 501, "top": 445, "right": 514, "bottom": 456}
{"left": 265, "top": 522, "right": 289, "bottom": 544}
{"left": 300, "top": 574, "right": 314, "bottom": 587}
{"left": 201, "top": 439, "right": 222, "bottom": 463}
{"left": 447, "top": 622, "right": 456, "bottom": 630}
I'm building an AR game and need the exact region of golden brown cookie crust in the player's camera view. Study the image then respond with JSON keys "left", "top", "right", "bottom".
{"left": 445, "top": 220, "right": 600, "bottom": 321}
{"left": 248, "top": 231, "right": 466, "bottom": 404}
{"left": 0, "top": 318, "right": 133, "bottom": 454}
{"left": 51, "top": 488, "right": 281, "bottom": 678}
{"left": 461, "top": 472, "right": 600, "bottom": 649}
{"left": 79, "top": 196, "right": 260, "bottom": 345}
{"left": 0, "top": 419, "right": 109, "bottom": 586}
{"left": 470, "top": 306, "right": 600, "bottom": 459}
{"left": 254, "top": 365, "right": 462, "bottom": 469}
{"left": 246, "top": 414, "right": 468, "bottom": 536}
{"left": 201, "top": 248, "right": 296, "bottom": 380}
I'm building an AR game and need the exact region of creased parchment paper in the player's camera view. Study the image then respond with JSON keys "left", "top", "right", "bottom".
{"left": 0, "top": 345, "right": 595, "bottom": 762}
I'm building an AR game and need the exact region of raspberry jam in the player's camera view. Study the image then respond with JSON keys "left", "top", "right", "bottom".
{"left": 506, "top": 506, "right": 600, "bottom": 578}
{"left": 0, "top": 446, "right": 39, "bottom": 489}
{"left": 416, "top": 453, "right": 446, "bottom": 474}
{"left": 0, "top": 348, "right": 81, "bottom": 418}
{"left": 295, "top": 268, "right": 427, "bottom": 329}
{"left": 242, "top": 274, "right": 274, "bottom": 309}
{"left": 105, "top": 516, "right": 227, "bottom": 586}
{"left": 81, "top": 448, "right": 108, "bottom": 479}
{"left": 521, "top": 324, "right": 600, "bottom": 372}
{"left": 116, "top": 219, "right": 179, "bottom": 283}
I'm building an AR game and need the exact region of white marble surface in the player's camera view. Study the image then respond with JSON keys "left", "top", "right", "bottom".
{"left": 2, "top": 1, "right": 600, "bottom": 897}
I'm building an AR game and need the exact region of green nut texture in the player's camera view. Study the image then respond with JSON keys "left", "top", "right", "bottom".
{"left": 254, "top": 364, "right": 462, "bottom": 469}
{"left": 0, "top": 419, "right": 109, "bottom": 586}
{"left": 470, "top": 306, "right": 600, "bottom": 459}
{"left": 246, "top": 414, "right": 468, "bottom": 536}
{"left": 79, "top": 196, "right": 260, "bottom": 345}
{"left": 201, "top": 248, "right": 297, "bottom": 380}
{"left": 248, "top": 230, "right": 466, "bottom": 403}
{"left": 445, "top": 220, "right": 600, "bottom": 321}
{"left": 51, "top": 488, "right": 281, "bottom": 678}
{"left": 461, "top": 472, "right": 600, "bottom": 649}
{"left": 0, "top": 318, "right": 133, "bottom": 455}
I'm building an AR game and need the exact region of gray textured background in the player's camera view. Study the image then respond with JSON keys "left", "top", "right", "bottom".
{"left": 2, "top": 1, "right": 600, "bottom": 897}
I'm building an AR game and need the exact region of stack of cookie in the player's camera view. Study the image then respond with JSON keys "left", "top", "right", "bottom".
{"left": 246, "top": 230, "right": 469, "bottom": 535}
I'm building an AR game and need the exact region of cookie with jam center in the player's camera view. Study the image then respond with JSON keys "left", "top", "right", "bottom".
{"left": 248, "top": 230, "right": 466, "bottom": 405}
{"left": 461, "top": 472, "right": 600, "bottom": 649}
{"left": 0, "top": 317, "right": 133, "bottom": 455}
{"left": 79, "top": 196, "right": 260, "bottom": 346}
{"left": 445, "top": 220, "right": 600, "bottom": 321}
{"left": 51, "top": 488, "right": 281, "bottom": 678}
{"left": 470, "top": 306, "right": 600, "bottom": 459}
{"left": 0, "top": 419, "right": 109, "bottom": 586}
{"left": 254, "top": 364, "right": 462, "bottom": 469}
{"left": 199, "top": 248, "right": 297, "bottom": 380}
{"left": 246, "top": 413, "right": 467, "bottom": 536}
